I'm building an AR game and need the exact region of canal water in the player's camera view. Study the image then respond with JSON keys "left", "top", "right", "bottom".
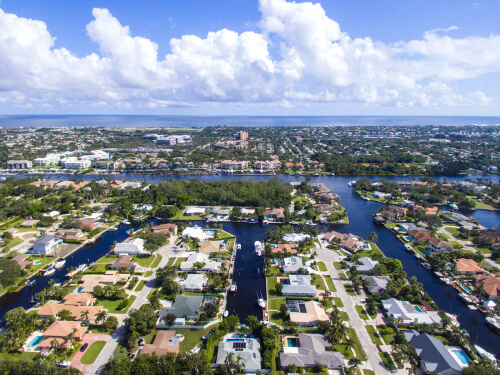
{"left": 3, "top": 173, "right": 499, "bottom": 354}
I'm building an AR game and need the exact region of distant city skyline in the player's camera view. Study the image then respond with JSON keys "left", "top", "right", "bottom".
{"left": 1, "top": 0, "right": 500, "bottom": 115}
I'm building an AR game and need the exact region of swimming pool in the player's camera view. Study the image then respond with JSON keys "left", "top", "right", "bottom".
{"left": 287, "top": 338, "right": 299, "bottom": 347}
{"left": 414, "top": 306, "right": 423, "bottom": 312}
{"left": 27, "top": 335, "right": 43, "bottom": 349}
{"left": 449, "top": 347, "right": 471, "bottom": 365}
{"left": 462, "top": 285, "right": 473, "bottom": 293}
{"left": 33, "top": 260, "right": 41, "bottom": 265}
{"left": 75, "top": 287, "right": 83, "bottom": 293}
{"left": 363, "top": 243, "right": 370, "bottom": 249}
{"left": 226, "top": 339, "right": 245, "bottom": 342}
{"left": 206, "top": 231, "right": 215, "bottom": 236}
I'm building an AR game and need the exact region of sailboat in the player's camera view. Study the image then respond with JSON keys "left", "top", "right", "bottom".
{"left": 257, "top": 293, "right": 266, "bottom": 309}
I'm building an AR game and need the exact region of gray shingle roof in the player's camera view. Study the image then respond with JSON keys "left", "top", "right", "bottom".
{"left": 159, "top": 295, "right": 203, "bottom": 320}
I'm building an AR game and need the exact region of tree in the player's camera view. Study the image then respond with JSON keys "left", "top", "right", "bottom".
{"left": 106, "top": 316, "right": 119, "bottom": 331}
{"left": 229, "top": 207, "right": 242, "bottom": 221}
{"left": 368, "top": 231, "right": 378, "bottom": 242}
{"left": 247, "top": 315, "right": 261, "bottom": 333}
{"left": 57, "top": 309, "right": 74, "bottom": 321}
{"left": 95, "top": 310, "right": 108, "bottom": 326}
{"left": 280, "top": 304, "right": 289, "bottom": 319}
{"left": 203, "top": 303, "right": 218, "bottom": 319}
{"left": 80, "top": 309, "right": 90, "bottom": 323}
{"left": 0, "top": 258, "right": 22, "bottom": 287}
{"left": 275, "top": 281, "right": 283, "bottom": 295}
{"left": 164, "top": 313, "right": 177, "bottom": 327}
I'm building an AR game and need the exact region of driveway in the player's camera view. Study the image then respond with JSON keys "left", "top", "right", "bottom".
{"left": 71, "top": 333, "right": 109, "bottom": 374}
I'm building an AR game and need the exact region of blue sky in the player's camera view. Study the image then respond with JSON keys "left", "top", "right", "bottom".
{"left": 1, "top": 0, "right": 500, "bottom": 115}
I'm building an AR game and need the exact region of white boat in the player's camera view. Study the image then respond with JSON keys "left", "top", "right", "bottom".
{"left": 54, "top": 260, "right": 66, "bottom": 269}
{"left": 486, "top": 317, "right": 500, "bottom": 332}
{"left": 223, "top": 310, "right": 229, "bottom": 318}
{"left": 422, "top": 262, "right": 432, "bottom": 270}
{"left": 458, "top": 293, "right": 474, "bottom": 304}
{"left": 108, "top": 225, "right": 118, "bottom": 232}
{"left": 414, "top": 253, "right": 422, "bottom": 259}
{"left": 404, "top": 244, "right": 413, "bottom": 252}
{"left": 313, "top": 173, "right": 320, "bottom": 177}
{"left": 75, "top": 264, "right": 88, "bottom": 273}
{"left": 475, "top": 344, "right": 496, "bottom": 361}
{"left": 229, "top": 283, "right": 237, "bottom": 292}
{"left": 257, "top": 293, "right": 266, "bottom": 309}
{"left": 445, "top": 313, "right": 460, "bottom": 327}
{"left": 255, "top": 241, "right": 262, "bottom": 256}
{"left": 361, "top": 196, "right": 370, "bottom": 201}
{"left": 249, "top": 169, "right": 254, "bottom": 174}
{"left": 347, "top": 180, "right": 356, "bottom": 187}
{"left": 236, "top": 243, "right": 241, "bottom": 250}
{"left": 289, "top": 221, "right": 299, "bottom": 225}
{"left": 123, "top": 219, "right": 131, "bottom": 225}
{"left": 433, "top": 271, "right": 443, "bottom": 278}
{"left": 44, "top": 268, "right": 56, "bottom": 277}
{"left": 441, "top": 277, "right": 451, "bottom": 285}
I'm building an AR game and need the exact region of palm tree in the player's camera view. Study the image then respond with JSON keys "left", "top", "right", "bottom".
{"left": 50, "top": 337, "right": 60, "bottom": 353}
{"left": 95, "top": 310, "right": 108, "bottom": 327}
{"left": 247, "top": 315, "right": 261, "bottom": 332}
{"left": 235, "top": 354, "right": 245, "bottom": 373}
{"left": 80, "top": 310, "right": 90, "bottom": 324}
{"left": 478, "top": 282, "right": 486, "bottom": 301}
{"left": 224, "top": 352, "right": 236, "bottom": 371}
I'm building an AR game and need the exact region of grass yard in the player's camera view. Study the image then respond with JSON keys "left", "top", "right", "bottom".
{"left": 335, "top": 343, "right": 353, "bottom": 360}
{"left": 366, "top": 325, "right": 383, "bottom": 346}
{"left": 166, "top": 258, "right": 176, "bottom": 267}
{"left": 174, "top": 257, "right": 187, "bottom": 267}
{"left": 93, "top": 253, "right": 156, "bottom": 268}
{"left": 348, "top": 328, "right": 366, "bottom": 361}
{"left": 5, "top": 238, "right": 23, "bottom": 250}
{"left": 135, "top": 280, "right": 147, "bottom": 292}
{"left": 340, "top": 311, "right": 349, "bottom": 321}
{"left": 0, "top": 349, "right": 38, "bottom": 361}
{"left": 343, "top": 283, "right": 356, "bottom": 296}
{"left": 339, "top": 272, "right": 347, "bottom": 280}
{"left": 325, "top": 275, "right": 337, "bottom": 292}
{"left": 267, "top": 276, "right": 280, "bottom": 297}
{"left": 80, "top": 341, "right": 106, "bottom": 364}
{"left": 269, "top": 311, "right": 284, "bottom": 327}
{"left": 333, "top": 297, "right": 344, "bottom": 308}
{"left": 27, "top": 256, "right": 56, "bottom": 274}
{"left": 268, "top": 298, "right": 286, "bottom": 311}
{"left": 380, "top": 352, "right": 396, "bottom": 370}
{"left": 100, "top": 295, "right": 136, "bottom": 314}
{"left": 316, "top": 261, "right": 327, "bottom": 271}
{"left": 151, "top": 255, "right": 163, "bottom": 268}
{"left": 356, "top": 305, "right": 377, "bottom": 320}
{"left": 377, "top": 325, "right": 395, "bottom": 345}
{"left": 144, "top": 271, "right": 153, "bottom": 277}
{"left": 432, "top": 335, "right": 449, "bottom": 345}
{"left": 311, "top": 274, "right": 327, "bottom": 291}
{"left": 333, "top": 262, "right": 341, "bottom": 270}
{"left": 474, "top": 246, "right": 492, "bottom": 255}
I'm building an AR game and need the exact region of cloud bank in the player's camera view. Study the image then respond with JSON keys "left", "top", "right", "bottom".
{"left": 0, "top": 0, "right": 499, "bottom": 112}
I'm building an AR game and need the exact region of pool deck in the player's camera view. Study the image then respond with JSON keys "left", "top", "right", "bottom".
{"left": 447, "top": 346, "right": 471, "bottom": 367}
{"left": 23, "top": 331, "right": 44, "bottom": 352}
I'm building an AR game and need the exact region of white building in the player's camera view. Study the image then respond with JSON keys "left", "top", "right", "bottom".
{"left": 32, "top": 235, "right": 63, "bottom": 255}
{"left": 89, "top": 150, "right": 110, "bottom": 160}
{"left": 118, "top": 181, "right": 142, "bottom": 190}
{"left": 382, "top": 298, "right": 443, "bottom": 326}
{"left": 113, "top": 238, "right": 145, "bottom": 255}
{"left": 181, "top": 226, "right": 212, "bottom": 241}
{"left": 283, "top": 233, "right": 310, "bottom": 243}
{"left": 61, "top": 157, "right": 91, "bottom": 169}
{"left": 5, "top": 160, "right": 32, "bottom": 169}
{"left": 34, "top": 153, "right": 60, "bottom": 166}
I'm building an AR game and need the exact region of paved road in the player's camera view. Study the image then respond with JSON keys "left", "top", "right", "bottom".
{"left": 86, "top": 243, "right": 175, "bottom": 374}
{"left": 316, "top": 240, "right": 397, "bottom": 375}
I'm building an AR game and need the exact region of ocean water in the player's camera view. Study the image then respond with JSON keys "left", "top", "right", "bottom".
{"left": 1, "top": 115, "right": 500, "bottom": 128}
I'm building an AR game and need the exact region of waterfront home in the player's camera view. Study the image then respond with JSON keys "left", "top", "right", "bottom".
{"left": 4, "top": 160, "right": 32, "bottom": 169}
{"left": 55, "top": 228, "right": 84, "bottom": 242}
{"left": 38, "top": 321, "right": 87, "bottom": 351}
{"left": 473, "top": 274, "right": 500, "bottom": 301}
{"left": 454, "top": 258, "right": 485, "bottom": 275}
{"left": 216, "top": 334, "right": 261, "bottom": 372}
{"left": 271, "top": 244, "right": 298, "bottom": 255}
{"left": 140, "top": 330, "right": 180, "bottom": 356}
{"left": 356, "top": 257, "right": 379, "bottom": 274}
{"left": 404, "top": 331, "right": 462, "bottom": 375}
{"left": 323, "top": 231, "right": 362, "bottom": 252}
{"left": 382, "top": 298, "right": 443, "bottom": 325}
{"left": 20, "top": 220, "right": 39, "bottom": 228}
{"left": 283, "top": 233, "right": 310, "bottom": 242}
{"left": 428, "top": 238, "right": 454, "bottom": 253}
{"left": 281, "top": 275, "right": 317, "bottom": 297}
{"left": 179, "top": 252, "right": 222, "bottom": 272}
{"left": 117, "top": 181, "right": 141, "bottom": 190}
{"left": 185, "top": 207, "right": 206, "bottom": 216}
{"left": 79, "top": 272, "right": 129, "bottom": 293}
{"left": 198, "top": 240, "right": 222, "bottom": 255}
{"left": 282, "top": 256, "right": 304, "bottom": 273}
{"left": 398, "top": 223, "right": 420, "bottom": 232}
{"left": 413, "top": 205, "right": 439, "bottom": 216}
{"left": 153, "top": 223, "right": 177, "bottom": 236}
{"left": 370, "top": 191, "right": 392, "bottom": 200}
{"left": 279, "top": 334, "right": 345, "bottom": 370}
{"left": 181, "top": 226, "right": 212, "bottom": 241}
{"left": 360, "top": 275, "right": 391, "bottom": 295}
{"left": 264, "top": 207, "right": 286, "bottom": 222}
{"left": 158, "top": 295, "right": 203, "bottom": 323}
{"left": 179, "top": 273, "right": 208, "bottom": 292}
{"left": 78, "top": 218, "right": 98, "bottom": 230}
{"left": 114, "top": 238, "right": 145, "bottom": 255}
{"left": 31, "top": 235, "right": 63, "bottom": 255}
{"left": 110, "top": 255, "right": 138, "bottom": 271}
{"left": 220, "top": 160, "right": 249, "bottom": 169}
{"left": 407, "top": 229, "right": 432, "bottom": 244}
{"left": 11, "top": 254, "right": 31, "bottom": 269}
{"left": 288, "top": 300, "right": 329, "bottom": 326}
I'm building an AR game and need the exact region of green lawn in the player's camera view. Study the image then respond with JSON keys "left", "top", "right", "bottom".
{"left": 340, "top": 311, "right": 349, "bottom": 321}
{"left": 316, "top": 261, "right": 327, "bottom": 271}
{"left": 312, "top": 274, "right": 327, "bottom": 291}
{"left": 267, "top": 276, "right": 280, "bottom": 297}
{"left": 333, "top": 262, "right": 341, "bottom": 270}
{"left": 0, "top": 349, "right": 38, "bottom": 361}
{"left": 151, "top": 255, "right": 163, "bottom": 268}
{"left": 377, "top": 325, "right": 395, "bottom": 345}
{"left": 380, "top": 352, "right": 396, "bottom": 370}
{"left": 366, "top": 325, "right": 383, "bottom": 346}
{"left": 268, "top": 298, "right": 286, "bottom": 311}
{"left": 135, "top": 280, "right": 147, "bottom": 292}
{"left": 339, "top": 273, "right": 347, "bottom": 280}
{"left": 325, "top": 276, "right": 336, "bottom": 292}
{"left": 100, "top": 295, "right": 136, "bottom": 314}
{"left": 333, "top": 297, "right": 344, "bottom": 308}
{"left": 144, "top": 271, "right": 153, "bottom": 277}
{"left": 27, "top": 256, "right": 56, "bottom": 274}
{"left": 80, "top": 341, "right": 106, "bottom": 364}
{"left": 269, "top": 311, "right": 284, "bottom": 327}
{"left": 343, "top": 283, "right": 356, "bottom": 296}
{"left": 176, "top": 326, "right": 214, "bottom": 352}
{"left": 474, "top": 246, "right": 492, "bottom": 255}
{"left": 335, "top": 343, "right": 353, "bottom": 360}
{"left": 356, "top": 305, "right": 377, "bottom": 320}
{"left": 174, "top": 257, "right": 187, "bottom": 267}
{"left": 432, "top": 335, "right": 449, "bottom": 345}
{"left": 348, "top": 328, "right": 366, "bottom": 361}
{"left": 4, "top": 238, "right": 23, "bottom": 250}
{"left": 166, "top": 258, "right": 176, "bottom": 267}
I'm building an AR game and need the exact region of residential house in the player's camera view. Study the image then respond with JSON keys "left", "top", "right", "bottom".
{"left": 153, "top": 223, "right": 177, "bottom": 236}
{"left": 281, "top": 275, "right": 317, "bottom": 297}
{"left": 428, "top": 238, "right": 454, "bottom": 252}
{"left": 216, "top": 334, "right": 261, "bottom": 373}
{"left": 78, "top": 272, "right": 129, "bottom": 293}
{"left": 179, "top": 273, "right": 208, "bottom": 292}
{"left": 369, "top": 191, "right": 392, "bottom": 200}
{"left": 407, "top": 230, "right": 433, "bottom": 245}
{"left": 181, "top": 225, "right": 212, "bottom": 241}
{"left": 398, "top": 223, "right": 421, "bottom": 232}
{"left": 118, "top": 181, "right": 141, "bottom": 190}
{"left": 55, "top": 228, "right": 84, "bottom": 242}
{"left": 404, "top": 331, "right": 462, "bottom": 375}
{"left": 11, "top": 254, "right": 31, "bottom": 269}
{"left": 185, "top": 207, "right": 206, "bottom": 216}
{"left": 360, "top": 275, "right": 391, "bottom": 295}
{"left": 220, "top": 160, "right": 249, "bottom": 170}
{"left": 20, "top": 220, "right": 39, "bottom": 228}
{"left": 78, "top": 218, "right": 98, "bottom": 230}
{"left": 279, "top": 334, "right": 346, "bottom": 370}
{"left": 140, "top": 330, "right": 180, "bottom": 356}
{"left": 32, "top": 235, "right": 63, "bottom": 255}
{"left": 356, "top": 257, "right": 379, "bottom": 274}
{"left": 38, "top": 321, "right": 87, "bottom": 351}
{"left": 158, "top": 295, "right": 204, "bottom": 323}
{"left": 271, "top": 244, "right": 297, "bottom": 255}
{"left": 179, "top": 252, "right": 222, "bottom": 272}
{"left": 454, "top": 258, "right": 485, "bottom": 275}
{"left": 283, "top": 233, "right": 310, "bottom": 242}
{"left": 113, "top": 238, "right": 145, "bottom": 255}
{"left": 288, "top": 300, "right": 329, "bottom": 326}
{"left": 264, "top": 208, "right": 286, "bottom": 222}
{"left": 382, "top": 298, "right": 443, "bottom": 325}
{"left": 473, "top": 274, "right": 500, "bottom": 301}
{"left": 254, "top": 159, "right": 281, "bottom": 170}
{"left": 198, "top": 241, "right": 222, "bottom": 255}
{"left": 282, "top": 256, "right": 304, "bottom": 273}
{"left": 110, "top": 255, "right": 138, "bottom": 271}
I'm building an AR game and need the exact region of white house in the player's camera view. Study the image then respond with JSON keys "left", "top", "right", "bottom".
{"left": 34, "top": 154, "right": 60, "bottom": 166}
{"left": 113, "top": 238, "right": 145, "bottom": 255}
{"left": 382, "top": 298, "right": 443, "bottom": 326}
{"left": 283, "top": 233, "right": 310, "bottom": 243}
{"left": 179, "top": 253, "right": 222, "bottom": 272}
{"left": 32, "top": 235, "right": 63, "bottom": 255}
{"left": 185, "top": 207, "right": 206, "bottom": 216}
{"left": 179, "top": 273, "right": 208, "bottom": 291}
{"left": 118, "top": 181, "right": 141, "bottom": 190}
{"left": 216, "top": 334, "right": 261, "bottom": 372}
{"left": 61, "top": 157, "right": 91, "bottom": 169}
{"left": 181, "top": 226, "right": 212, "bottom": 241}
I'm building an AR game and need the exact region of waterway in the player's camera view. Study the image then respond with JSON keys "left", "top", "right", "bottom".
{"left": 2, "top": 173, "right": 499, "bottom": 355}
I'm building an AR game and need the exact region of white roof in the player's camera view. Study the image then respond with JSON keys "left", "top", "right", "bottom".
{"left": 181, "top": 226, "right": 212, "bottom": 241}
{"left": 283, "top": 233, "right": 311, "bottom": 242}
{"left": 382, "top": 298, "right": 442, "bottom": 325}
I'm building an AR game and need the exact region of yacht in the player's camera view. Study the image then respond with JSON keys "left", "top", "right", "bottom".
{"left": 361, "top": 196, "right": 370, "bottom": 201}
{"left": 123, "top": 219, "right": 131, "bottom": 225}
{"left": 54, "top": 260, "right": 66, "bottom": 269}
{"left": 236, "top": 243, "right": 241, "bottom": 250}
{"left": 414, "top": 253, "right": 422, "bottom": 259}
{"left": 108, "top": 225, "right": 118, "bottom": 232}
{"left": 75, "top": 264, "right": 88, "bottom": 273}
{"left": 229, "top": 283, "right": 237, "bottom": 292}
{"left": 474, "top": 344, "right": 496, "bottom": 361}
{"left": 223, "top": 310, "right": 229, "bottom": 318}
{"left": 458, "top": 293, "right": 474, "bottom": 304}
{"left": 313, "top": 173, "right": 320, "bottom": 177}
{"left": 404, "top": 244, "right": 413, "bottom": 252}
{"left": 44, "top": 267, "right": 56, "bottom": 277}
{"left": 445, "top": 313, "right": 460, "bottom": 327}
{"left": 257, "top": 293, "right": 266, "bottom": 309}
{"left": 289, "top": 221, "right": 299, "bottom": 225}
{"left": 422, "top": 262, "right": 432, "bottom": 270}
{"left": 254, "top": 241, "right": 263, "bottom": 256}
{"left": 433, "top": 271, "right": 443, "bottom": 278}
{"left": 347, "top": 180, "right": 356, "bottom": 187}
{"left": 440, "top": 277, "right": 451, "bottom": 286}
{"left": 486, "top": 316, "right": 500, "bottom": 333}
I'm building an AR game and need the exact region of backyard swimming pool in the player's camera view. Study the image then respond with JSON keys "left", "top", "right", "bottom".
{"left": 414, "top": 306, "right": 423, "bottom": 312}
{"left": 27, "top": 335, "right": 43, "bottom": 349}
{"left": 33, "top": 260, "right": 41, "bottom": 265}
{"left": 287, "top": 338, "right": 299, "bottom": 347}
{"left": 449, "top": 347, "right": 471, "bottom": 365}
{"left": 226, "top": 339, "right": 245, "bottom": 343}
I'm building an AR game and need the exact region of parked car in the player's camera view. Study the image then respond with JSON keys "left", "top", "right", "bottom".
{"left": 138, "top": 338, "right": 145, "bottom": 346}
{"left": 129, "top": 353, "right": 136, "bottom": 359}
{"left": 80, "top": 343, "right": 89, "bottom": 352}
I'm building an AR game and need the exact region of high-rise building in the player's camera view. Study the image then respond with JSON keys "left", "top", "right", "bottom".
{"left": 237, "top": 131, "right": 248, "bottom": 141}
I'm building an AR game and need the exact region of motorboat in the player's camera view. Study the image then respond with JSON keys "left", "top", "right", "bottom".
{"left": 440, "top": 277, "right": 451, "bottom": 286}
{"left": 458, "top": 293, "right": 474, "bottom": 304}
{"left": 257, "top": 293, "right": 266, "bottom": 309}
{"left": 289, "top": 221, "right": 299, "bottom": 225}
{"left": 414, "top": 253, "right": 422, "bottom": 259}
{"left": 44, "top": 268, "right": 56, "bottom": 277}
{"left": 223, "top": 310, "right": 229, "bottom": 318}
{"left": 313, "top": 173, "right": 320, "bottom": 177}
{"left": 474, "top": 344, "right": 496, "bottom": 361}
{"left": 54, "top": 260, "right": 66, "bottom": 269}
{"left": 249, "top": 169, "right": 254, "bottom": 174}
{"left": 347, "top": 180, "right": 356, "bottom": 187}
{"left": 236, "top": 243, "right": 241, "bottom": 250}
{"left": 108, "top": 225, "right": 118, "bottom": 232}
{"left": 361, "top": 196, "right": 370, "bottom": 201}
{"left": 123, "top": 219, "right": 131, "bottom": 225}
{"left": 433, "top": 271, "right": 443, "bottom": 278}
{"left": 248, "top": 219, "right": 258, "bottom": 224}
{"left": 229, "top": 283, "right": 237, "bottom": 292}
{"left": 486, "top": 317, "right": 500, "bottom": 333}
{"left": 75, "top": 264, "right": 88, "bottom": 273}
{"left": 422, "top": 262, "right": 432, "bottom": 270}
{"left": 404, "top": 244, "right": 413, "bottom": 252}
{"left": 255, "top": 241, "right": 263, "bottom": 256}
